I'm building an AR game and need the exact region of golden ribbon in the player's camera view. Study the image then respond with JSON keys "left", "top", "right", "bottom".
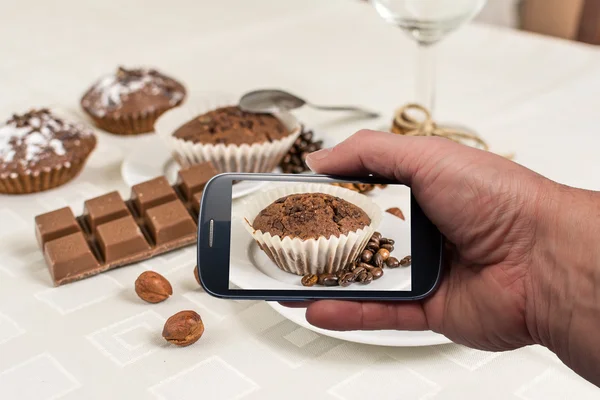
{"left": 391, "top": 103, "right": 513, "bottom": 159}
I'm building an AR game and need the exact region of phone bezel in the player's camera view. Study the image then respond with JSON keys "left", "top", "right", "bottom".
{"left": 197, "top": 173, "right": 444, "bottom": 301}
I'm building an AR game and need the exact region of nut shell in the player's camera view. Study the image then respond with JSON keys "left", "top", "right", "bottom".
{"left": 135, "top": 271, "right": 173, "bottom": 303}
{"left": 162, "top": 310, "right": 204, "bottom": 347}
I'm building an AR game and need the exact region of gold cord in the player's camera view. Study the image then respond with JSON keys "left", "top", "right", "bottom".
{"left": 391, "top": 103, "right": 514, "bottom": 159}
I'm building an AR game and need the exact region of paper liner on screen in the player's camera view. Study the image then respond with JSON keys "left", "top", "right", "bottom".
{"left": 154, "top": 93, "right": 302, "bottom": 172}
{"left": 239, "top": 183, "right": 382, "bottom": 276}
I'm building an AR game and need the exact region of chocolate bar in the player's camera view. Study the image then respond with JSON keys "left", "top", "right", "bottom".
{"left": 35, "top": 161, "right": 218, "bottom": 286}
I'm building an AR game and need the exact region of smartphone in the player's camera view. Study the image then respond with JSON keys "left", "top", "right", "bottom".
{"left": 197, "top": 173, "right": 443, "bottom": 301}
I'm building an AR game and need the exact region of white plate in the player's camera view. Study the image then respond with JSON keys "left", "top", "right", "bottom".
{"left": 267, "top": 302, "right": 451, "bottom": 347}
{"left": 120, "top": 138, "right": 273, "bottom": 199}
{"left": 229, "top": 189, "right": 451, "bottom": 347}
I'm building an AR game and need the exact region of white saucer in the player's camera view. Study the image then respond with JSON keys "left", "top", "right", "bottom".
{"left": 120, "top": 138, "right": 273, "bottom": 199}
{"left": 267, "top": 302, "right": 451, "bottom": 347}
{"left": 230, "top": 201, "right": 451, "bottom": 347}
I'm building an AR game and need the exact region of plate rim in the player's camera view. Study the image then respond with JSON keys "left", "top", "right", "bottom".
{"left": 267, "top": 301, "right": 452, "bottom": 347}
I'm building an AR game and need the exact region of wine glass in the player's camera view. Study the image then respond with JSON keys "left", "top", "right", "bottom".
{"left": 371, "top": 0, "right": 487, "bottom": 128}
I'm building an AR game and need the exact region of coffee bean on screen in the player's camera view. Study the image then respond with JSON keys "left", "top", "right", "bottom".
{"left": 386, "top": 257, "right": 400, "bottom": 268}
{"left": 359, "top": 272, "right": 373, "bottom": 284}
{"left": 346, "top": 261, "right": 357, "bottom": 272}
{"left": 301, "top": 274, "right": 318, "bottom": 287}
{"left": 321, "top": 274, "right": 340, "bottom": 286}
{"left": 358, "top": 262, "right": 374, "bottom": 271}
{"left": 380, "top": 238, "right": 395, "bottom": 246}
{"left": 361, "top": 249, "right": 373, "bottom": 263}
{"left": 371, "top": 267, "right": 384, "bottom": 279}
{"left": 351, "top": 266, "right": 366, "bottom": 279}
{"left": 377, "top": 248, "right": 390, "bottom": 261}
{"left": 367, "top": 241, "right": 379, "bottom": 253}
{"left": 373, "top": 252, "right": 384, "bottom": 268}
{"left": 400, "top": 256, "right": 412, "bottom": 267}
{"left": 371, "top": 232, "right": 382, "bottom": 241}
{"left": 381, "top": 243, "right": 394, "bottom": 252}
{"left": 339, "top": 272, "right": 355, "bottom": 287}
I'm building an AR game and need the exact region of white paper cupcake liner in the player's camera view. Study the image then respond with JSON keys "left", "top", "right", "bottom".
{"left": 239, "top": 183, "right": 383, "bottom": 276}
{"left": 154, "top": 93, "right": 302, "bottom": 172}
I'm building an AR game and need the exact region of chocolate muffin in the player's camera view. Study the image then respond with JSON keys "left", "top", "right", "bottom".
{"left": 0, "top": 109, "right": 97, "bottom": 194}
{"left": 81, "top": 66, "right": 186, "bottom": 135}
{"left": 172, "top": 106, "right": 290, "bottom": 146}
{"left": 252, "top": 193, "right": 371, "bottom": 240}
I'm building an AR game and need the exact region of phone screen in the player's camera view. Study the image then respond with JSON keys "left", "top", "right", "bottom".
{"left": 228, "top": 179, "right": 411, "bottom": 291}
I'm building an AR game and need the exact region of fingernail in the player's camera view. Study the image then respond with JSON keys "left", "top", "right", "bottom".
{"left": 305, "top": 148, "right": 331, "bottom": 171}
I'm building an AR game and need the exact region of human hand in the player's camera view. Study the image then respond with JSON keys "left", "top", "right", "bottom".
{"left": 284, "top": 130, "right": 556, "bottom": 352}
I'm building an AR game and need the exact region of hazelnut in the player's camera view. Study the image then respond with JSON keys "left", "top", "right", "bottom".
{"left": 162, "top": 310, "right": 204, "bottom": 347}
{"left": 135, "top": 271, "right": 173, "bottom": 303}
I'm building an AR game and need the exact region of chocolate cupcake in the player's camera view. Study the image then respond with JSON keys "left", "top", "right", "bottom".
{"left": 81, "top": 66, "right": 186, "bottom": 135}
{"left": 240, "top": 184, "right": 382, "bottom": 276}
{"left": 0, "top": 109, "right": 96, "bottom": 194}
{"left": 154, "top": 94, "right": 301, "bottom": 172}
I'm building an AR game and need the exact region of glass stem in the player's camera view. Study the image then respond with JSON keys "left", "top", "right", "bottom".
{"left": 415, "top": 41, "right": 437, "bottom": 115}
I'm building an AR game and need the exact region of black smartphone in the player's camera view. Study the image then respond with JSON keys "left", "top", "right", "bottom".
{"left": 197, "top": 173, "right": 443, "bottom": 301}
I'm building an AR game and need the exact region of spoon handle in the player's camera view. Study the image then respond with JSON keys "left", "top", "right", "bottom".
{"left": 307, "top": 103, "right": 380, "bottom": 118}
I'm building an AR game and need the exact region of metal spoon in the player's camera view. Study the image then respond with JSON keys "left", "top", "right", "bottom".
{"left": 239, "top": 89, "right": 380, "bottom": 118}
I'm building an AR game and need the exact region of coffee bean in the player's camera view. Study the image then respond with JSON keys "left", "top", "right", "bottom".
{"left": 358, "top": 262, "right": 374, "bottom": 271}
{"left": 361, "top": 249, "right": 373, "bottom": 263}
{"left": 371, "top": 267, "right": 384, "bottom": 279}
{"left": 381, "top": 243, "right": 394, "bottom": 252}
{"left": 372, "top": 232, "right": 382, "bottom": 241}
{"left": 301, "top": 274, "right": 318, "bottom": 287}
{"left": 318, "top": 273, "right": 336, "bottom": 285}
{"left": 367, "top": 242, "right": 379, "bottom": 252}
{"left": 336, "top": 269, "right": 347, "bottom": 279}
{"left": 356, "top": 271, "right": 367, "bottom": 282}
{"left": 346, "top": 261, "right": 357, "bottom": 272}
{"left": 380, "top": 238, "right": 395, "bottom": 246}
{"left": 373, "top": 252, "right": 384, "bottom": 268}
{"left": 352, "top": 266, "right": 366, "bottom": 278}
{"left": 339, "top": 272, "right": 355, "bottom": 287}
{"left": 377, "top": 248, "right": 390, "bottom": 261}
{"left": 386, "top": 257, "right": 400, "bottom": 268}
{"left": 359, "top": 272, "right": 374, "bottom": 284}
{"left": 400, "top": 255, "right": 412, "bottom": 267}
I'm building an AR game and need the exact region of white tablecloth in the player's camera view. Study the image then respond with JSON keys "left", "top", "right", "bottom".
{"left": 1, "top": 0, "right": 599, "bottom": 398}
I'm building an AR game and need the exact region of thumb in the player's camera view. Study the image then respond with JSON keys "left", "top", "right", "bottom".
{"left": 305, "top": 129, "right": 461, "bottom": 188}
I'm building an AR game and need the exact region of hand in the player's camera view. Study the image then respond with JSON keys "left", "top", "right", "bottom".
{"left": 281, "top": 130, "right": 571, "bottom": 350}
{"left": 283, "top": 130, "right": 600, "bottom": 386}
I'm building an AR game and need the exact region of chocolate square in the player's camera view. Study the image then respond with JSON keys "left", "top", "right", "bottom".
{"left": 95, "top": 215, "right": 151, "bottom": 263}
{"left": 192, "top": 192, "right": 203, "bottom": 215}
{"left": 131, "top": 177, "right": 177, "bottom": 215}
{"left": 177, "top": 162, "right": 218, "bottom": 200}
{"left": 35, "top": 207, "right": 81, "bottom": 248}
{"left": 145, "top": 200, "right": 196, "bottom": 245}
{"left": 83, "top": 191, "right": 130, "bottom": 230}
{"left": 44, "top": 231, "right": 100, "bottom": 285}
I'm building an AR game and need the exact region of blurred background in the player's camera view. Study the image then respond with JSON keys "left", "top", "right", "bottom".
{"left": 474, "top": 0, "right": 599, "bottom": 45}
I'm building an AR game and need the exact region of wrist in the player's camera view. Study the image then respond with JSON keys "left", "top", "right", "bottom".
{"left": 526, "top": 182, "right": 600, "bottom": 381}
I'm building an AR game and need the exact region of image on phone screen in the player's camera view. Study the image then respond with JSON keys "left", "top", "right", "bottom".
{"left": 227, "top": 179, "right": 411, "bottom": 291}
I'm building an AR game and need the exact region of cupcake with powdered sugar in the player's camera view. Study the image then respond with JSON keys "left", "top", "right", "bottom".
{"left": 81, "top": 66, "right": 186, "bottom": 135}
{"left": 0, "top": 109, "right": 97, "bottom": 194}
